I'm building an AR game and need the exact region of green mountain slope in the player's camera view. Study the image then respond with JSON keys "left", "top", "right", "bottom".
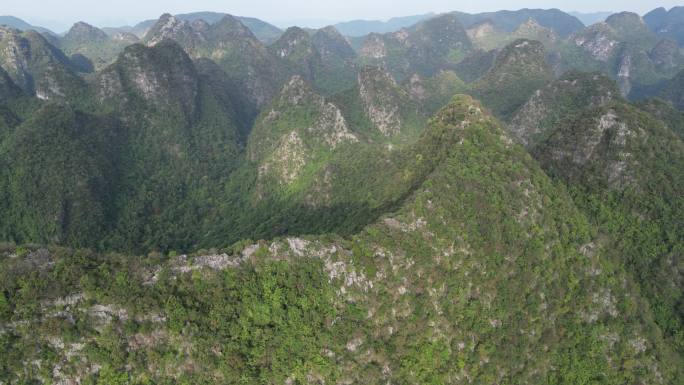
{"left": 59, "top": 22, "right": 136, "bottom": 71}
{"left": 452, "top": 8, "right": 584, "bottom": 37}
{"left": 0, "top": 26, "right": 86, "bottom": 100}
{"left": 358, "top": 14, "right": 472, "bottom": 81}
{"left": 0, "top": 104, "right": 120, "bottom": 246}
{"left": 511, "top": 74, "right": 684, "bottom": 358}
{"left": 1, "top": 96, "right": 680, "bottom": 384}
{"left": 269, "top": 26, "right": 357, "bottom": 95}
{"left": 644, "top": 6, "right": 684, "bottom": 46}
{"left": 144, "top": 13, "right": 284, "bottom": 109}
{"left": 469, "top": 39, "right": 552, "bottom": 119}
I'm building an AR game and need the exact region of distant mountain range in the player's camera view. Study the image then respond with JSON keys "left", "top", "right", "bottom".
{"left": 332, "top": 13, "right": 435, "bottom": 36}
{"left": 0, "top": 15, "right": 55, "bottom": 34}
{"left": 2, "top": 6, "right": 684, "bottom": 385}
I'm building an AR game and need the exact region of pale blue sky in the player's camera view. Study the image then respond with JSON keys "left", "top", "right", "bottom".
{"left": 2, "top": 0, "right": 680, "bottom": 32}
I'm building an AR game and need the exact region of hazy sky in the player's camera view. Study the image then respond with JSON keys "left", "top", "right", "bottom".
{"left": 2, "top": 0, "right": 680, "bottom": 32}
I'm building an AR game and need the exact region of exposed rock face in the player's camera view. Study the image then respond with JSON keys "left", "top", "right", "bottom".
{"left": 0, "top": 26, "right": 82, "bottom": 99}
{"left": 259, "top": 130, "right": 307, "bottom": 185}
{"left": 249, "top": 75, "right": 357, "bottom": 187}
{"left": 97, "top": 41, "right": 199, "bottom": 119}
{"left": 357, "top": 66, "right": 403, "bottom": 136}
{"left": 466, "top": 20, "right": 496, "bottom": 40}
{"left": 360, "top": 33, "right": 387, "bottom": 59}
{"left": 572, "top": 23, "right": 619, "bottom": 62}
{"left": 470, "top": 39, "right": 552, "bottom": 118}
{"left": 111, "top": 32, "right": 140, "bottom": 44}
{"left": 271, "top": 27, "right": 314, "bottom": 59}
{"left": 270, "top": 76, "right": 356, "bottom": 148}
{"left": 533, "top": 105, "right": 649, "bottom": 190}
{"left": 144, "top": 14, "right": 204, "bottom": 49}
{"left": 514, "top": 18, "right": 559, "bottom": 44}
{"left": 508, "top": 73, "right": 616, "bottom": 148}
{"left": 143, "top": 13, "right": 282, "bottom": 109}
{"left": 616, "top": 52, "right": 633, "bottom": 95}
{"left": 407, "top": 73, "right": 427, "bottom": 101}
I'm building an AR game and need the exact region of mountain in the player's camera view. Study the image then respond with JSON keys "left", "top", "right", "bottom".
{"left": 572, "top": 12, "right": 657, "bottom": 63}
{"left": 59, "top": 22, "right": 136, "bottom": 71}
{"left": 637, "top": 97, "right": 684, "bottom": 139}
{"left": 0, "top": 66, "right": 22, "bottom": 102}
{"left": 0, "top": 26, "right": 85, "bottom": 100}
{"left": 359, "top": 13, "right": 472, "bottom": 81}
{"left": 268, "top": 26, "right": 357, "bottom": 95}
{"left": 144, "top": 13, "right": 283, "bottom": 109}
{"left": 1, "top": 95, "right": 682, "bottom": 384}
{"left": 569, "top": 11, "right": 613, "bottom": 26}
{"left": 644, "top": 6, "right": 684, "bottom": 46}
{"left": 512, "top": 73, "right": 684, "bottom": 357}
{"left": 639, "top": 68, "right": 684, "bottom": 110}
{"left": 508, "top": 71, "right": 618, "bottom": 147}
{"left": 569, "top": 12, "right": 682, "bottom": 95}
{"left": 467, "top": 17, "right": 559, "bottom": 51}
{"left": 0, "top": 40, "right": 246, "bottom": 252}
{"left": 0, "top": 15, "right": 54, "bottom": 34}
{"left": 2, "top": 6, "right": 684, "bottom": 385}
{"left": 0, "top": 104, "right": 120, "bottom": 246}
{"left": 452, "top": 8, "right": 584, "bottom": 37}
{"left": 469, "top": 39, "right": 552, "bottom": 118}
{"left": 124, "top": 11, "right": 282, "bottom": 43}
{"left": 333, "top": 13, "right": 434, "bottom": 37}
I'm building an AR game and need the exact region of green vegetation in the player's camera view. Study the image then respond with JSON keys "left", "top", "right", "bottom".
{"left": 2, "top": 9, "right": 684, "bottom": 385}
{"left": 1, "top": 97, "right": 681, "bottom": 384}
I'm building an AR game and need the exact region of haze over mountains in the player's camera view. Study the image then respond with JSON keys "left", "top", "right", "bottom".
{"left": 1, "top": 5, "right": 684, "bottom": 385}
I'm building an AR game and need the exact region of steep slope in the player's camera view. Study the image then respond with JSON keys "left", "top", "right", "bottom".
{"left": 269, "top": 27, "right": 356, "bottom": 95}
{"left": 0, "top": 66, "right": 22, "bottom": 102}
{"left": 569, "top": 12, "right": 682, "bottom": 95}
{"left": 0, "top": 15, "right": 54, "bottom": 34}
{"left": 128, "top": 11, "right": 282, "bottom": 43}
{"left": 646, "top": 68, "right": 684, "bottom": 110}
{"left": 59, "top": 22, "right": 134, "bottom": 71}
{"left": 144, "top": 14, "right": 283, "bottom": 108}
{"left": 332, "top": 65, "right": 424, "bottom": 140}
{"left": 512, "top": 76, "right": 684, "bottom": 357}
{"left": 1, "top": 96, "right": 681, "bottom": 384}
{"left": 201, "top": 70, "right": 429, "bottom": 246}
{"left": 0, "top": 104, "right": 120, "bottom": 247}
{"left": 0, "top": 27, "right": 85, "bottom": 100}
{"left": 636, "top": 97, "right": 684, "bottom": 139}
{"left": 644, "top": 6, "right": 684, "bottom": 46}
{"left": 508, "top": 71, "right": 618, "bottom": 147}
{"left": 246, "top": 75, "right": 358, "bottom": 193}
{"left": 469, "top": 39, "right": 552, "bottom": 118}
{"left": 359, "top": 14, "right": 472, "bottom": 81}
{"left": 310, "top": 26, "right": 358, "bottom": 94}
{"left": 95, "top": 41, "right": 244, "bottom": 252}
{"left": 467, "top": 17, "right": 560, "bottom": 51}
{"left": 453, "top": 8, "right": 584, "bottom": 37}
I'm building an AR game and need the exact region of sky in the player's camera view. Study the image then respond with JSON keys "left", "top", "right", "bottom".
{"left": 2, "top": 0, "right": 681, "bottom": 32}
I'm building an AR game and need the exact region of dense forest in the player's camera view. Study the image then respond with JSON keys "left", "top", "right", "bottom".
{"left": 1, "top": 6, "right": 684, "bottom": 384}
